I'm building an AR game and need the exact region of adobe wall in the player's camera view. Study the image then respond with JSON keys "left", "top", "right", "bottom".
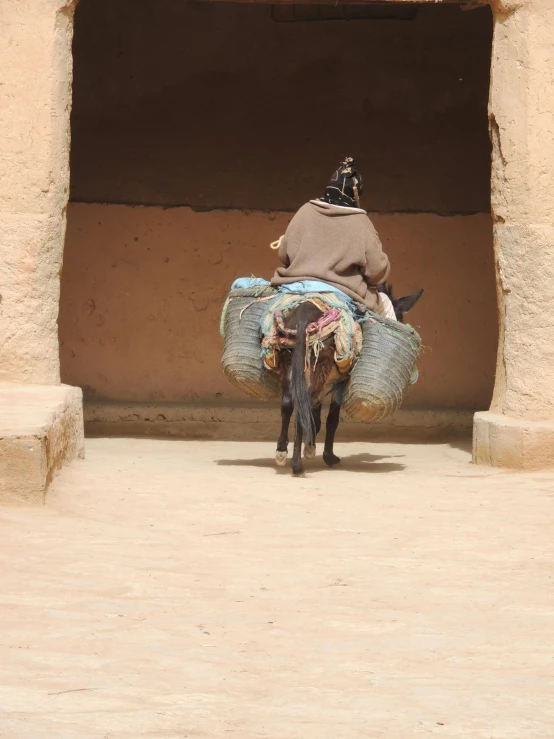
{"left": 473, "top": 0, "right": 554, "bottom": 469}
{"left": 59, "top": 204, "right": 496, "bottom": 410}
{"left": 0, "top": 0, "right": 75, "bottom": 384}
{"left": 0, "top": 0, "right": 83, "bottom": 503}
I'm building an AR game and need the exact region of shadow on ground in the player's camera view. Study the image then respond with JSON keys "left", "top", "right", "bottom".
{"left": 217, "top": 451, "right": 406, "bottom": 474}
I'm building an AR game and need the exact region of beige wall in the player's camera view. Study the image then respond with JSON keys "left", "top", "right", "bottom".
{"left": 472, "top": 0, "right": 554, "bottom": 469}
{"left": 59, "top": 204, "right": 496, "bottom": 410}
{"left": 0, "top": 0, "right": 75, "bottom": 384}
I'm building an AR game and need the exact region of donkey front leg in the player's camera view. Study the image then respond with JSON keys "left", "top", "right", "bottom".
{"left": 323, "top": 399, "right": 341, "bottom": 467}
{"left": 276, "top": 378, "right": 293, "bottom": 467}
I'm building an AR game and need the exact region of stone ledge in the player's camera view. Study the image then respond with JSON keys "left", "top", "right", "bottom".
{"left": 85, "top": 401, "right": 473, "bottom": 441}
{"left": 473, "top": 411, "right": 554, "bottom": 470}
{"left": 0, "top": 384, "right": 85, "bottom": 504}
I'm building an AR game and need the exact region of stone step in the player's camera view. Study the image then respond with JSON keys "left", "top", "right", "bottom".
{"left": 0, "top": 384, "right": 84, "bottom": 504}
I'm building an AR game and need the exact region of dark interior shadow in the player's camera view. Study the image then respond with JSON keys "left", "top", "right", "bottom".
{"left": 217, "top": 452, "right": 406, "bottom": 474}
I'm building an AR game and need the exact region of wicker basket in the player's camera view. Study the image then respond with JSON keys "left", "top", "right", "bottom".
{"left": 343, "top": 314, "right": 421, "bottom": 422}
{"left": 221, "top": 287, "right": 280, "bottom": 400}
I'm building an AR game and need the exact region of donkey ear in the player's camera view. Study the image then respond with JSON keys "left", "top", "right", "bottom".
{"left": 395, "top": 288, "right": 423, "bottom": 315}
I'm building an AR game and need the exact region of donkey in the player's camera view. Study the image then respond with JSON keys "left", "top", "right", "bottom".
{"left": 275, "top": 285, "right": 423, "bottom": 476}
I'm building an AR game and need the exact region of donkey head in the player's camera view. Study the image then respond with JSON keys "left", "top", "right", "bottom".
{"left": 377, "top": 284, "right": 424, "bottom": 323}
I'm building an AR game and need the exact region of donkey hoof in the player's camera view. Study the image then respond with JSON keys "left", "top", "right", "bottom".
{"left": 323, "top": 452, "right": 341, "bottom": 467}
{"left": 275, "top": 450, "right": 288, "bottom": 467}
{"left": 304, "top": 444, "right": 316, "bottom": 459}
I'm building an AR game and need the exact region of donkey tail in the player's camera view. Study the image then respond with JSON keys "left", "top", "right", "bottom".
{"left": 291, "top": 317, "right": 315, "bottom": 448}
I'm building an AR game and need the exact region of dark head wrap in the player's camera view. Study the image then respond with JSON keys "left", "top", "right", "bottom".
{"left": 323, "top": 157, "right": 364, "bottom": 208}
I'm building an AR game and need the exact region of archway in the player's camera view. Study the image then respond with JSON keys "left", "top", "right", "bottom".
{"left": 59, "top": 0, "right": 496, "bottom": 439}
{"left": 1, "top": 0, "right": 553, "bottom": 502}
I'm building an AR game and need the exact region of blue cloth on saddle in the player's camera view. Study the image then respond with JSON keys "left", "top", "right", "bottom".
{"left": 231, "top": 277, "right": 272, "bottom": 290}
{"left": 230, "top": 277, "right": 356, "bottom": 308}
{"left": 278, "top": 280, "right": 354, "bottom": 305}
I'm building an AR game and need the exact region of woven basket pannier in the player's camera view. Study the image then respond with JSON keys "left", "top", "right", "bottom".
{"left": 221, "top": 287, "right": 280, "bottom": 400}
{"left": 343, "top": 314, "right": 421, "bottom": 422}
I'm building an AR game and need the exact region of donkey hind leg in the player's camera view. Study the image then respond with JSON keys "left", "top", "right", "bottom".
{"left": 304, "top": 403, "right": 321, "bottom": 459}
{"left": 276, "top": 376, "right": 293, "bottom": 467}
{"left": 323, "top": 397, "right": 342, "bottom": 467}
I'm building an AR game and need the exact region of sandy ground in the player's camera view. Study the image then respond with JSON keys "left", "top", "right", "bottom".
{"left": 1, "top": 438, "right": 553, "bottom": 738}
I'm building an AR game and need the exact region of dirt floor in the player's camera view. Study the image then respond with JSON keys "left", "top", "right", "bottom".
{"left": 1, "top": 438, "right": 553, "bottom": 738}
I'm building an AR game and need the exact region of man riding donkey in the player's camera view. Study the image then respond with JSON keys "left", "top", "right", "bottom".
{"left": 271, "top": 157, "right": 397, "bottom": 321}
{"left": 265, "top": 158, "right": 422, "bottom": 474}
